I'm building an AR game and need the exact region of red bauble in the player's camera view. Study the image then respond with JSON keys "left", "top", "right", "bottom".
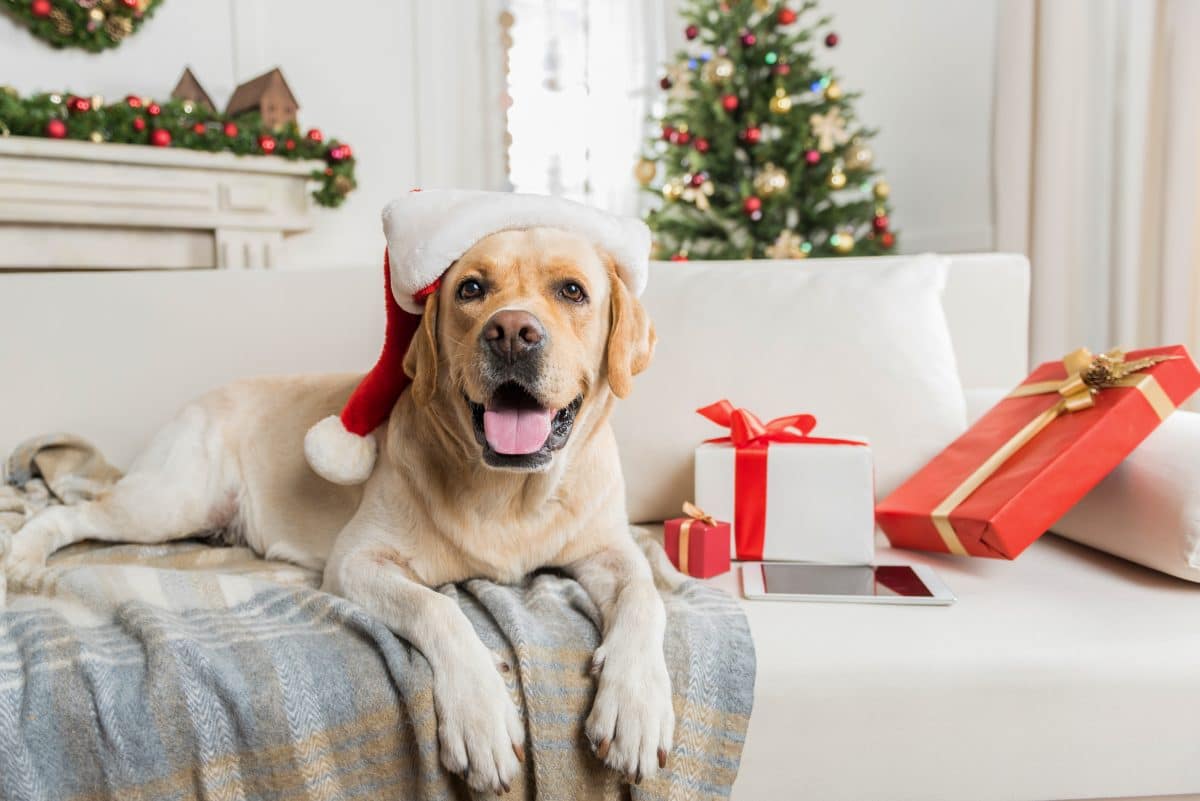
{"left": 659, "top": 76, "right": 672, "bottom": 90}
{"left": 743, "top": 126, "right": 762, "bottom": 144}
{"left": 661, "top": 124, "right": 675, "bottom": 141}
{"left": 327, "top": 144, "right": 351, "bottom": 162}
{"left": 258, "top": 135, "right": 277, "bottom": 154}
{"left": 773, "top": 63, "right": 791, "bottom": 76}
{"left": 44, "top": 119, "right": 67, "bottom": 139}
{"left": 306, "top": 128, "right": 323, "bottom": 143}
{"left": 740, "top": 31, "right": 756, "bottom": 46}
{"left": 825, "top": 32, "right": 839, "bottom": 47}
{"left": 223, "top": 122, "right": 238, "bottom": 137}
{"left": 125, "top": 95, "right": 143, "bottom": 109}
{"left": 670, "top": 252, "right": 689, "bottom": 262}
{"left": 67, "top": 96, "right": 91, "bottom": 114}
{"left": 881, "top": 231, "right": 895, "bottom": 249}
{"left": 804, "top": 149, "right": 821, "bottom": 165}
{"left": 777, "top": 7, "right": 797, "bottom": 24}
{"left": 694, "top": 137, "right": 710, "bottom": 153}
{"left": 132, "top": 117, "right": 146, "bottom": 132}
{"left": 873, "top": 215, "right": 890, "bottom": 232}
{"left": 675, "top": 131, "right": 691, "bottom": 145}
{"left": 742, "top": 195, "right": 762, "bottom": 214}
{"left": 690, "top": 171, "right": 707, "bottom": 187}
{"left": 721, "top": 94, "right": 739, "bottom": 112}
{"left": 285, "top": 138, "right": 296, "bottom": 151}
{"left": 149, "top": 129, "right": 171, "bottom": 147}
{"left": 120, "top": 0, "right": 138, "bottom": 6}
{"left": 146, "top": 103, "right": 161, "bottom": 117}
{"left": 192, "top": 123, "right": 206, "bottom": 135}
{"left": 30, "top": 0, "right": 51, "bottom": 17}
{"left": 685, "top": 24, "right": 699, "bottom": 40}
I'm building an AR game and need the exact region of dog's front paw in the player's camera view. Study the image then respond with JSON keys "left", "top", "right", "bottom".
{"left": 5, "top": 524, "right": 52, "bottom": 592}
{"left": 434, "top": 648, "right": 525, "bottom": 793}
{"left": 586, "top": 641, "right": 675, "bottom": 783}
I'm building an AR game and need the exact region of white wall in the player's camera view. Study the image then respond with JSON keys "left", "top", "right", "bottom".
{"left": 0, "top": 0, "right": 996, "bottom": 264}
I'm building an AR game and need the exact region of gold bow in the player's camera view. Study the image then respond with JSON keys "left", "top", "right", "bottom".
{"left": 931, "top": 347, "right": 1179, "bottom": 556}
{"left": 682, "top": 501, "right": 716, "bottom": 526}
{"left": 677, "top": 502, "right": 717, "bottom": 574}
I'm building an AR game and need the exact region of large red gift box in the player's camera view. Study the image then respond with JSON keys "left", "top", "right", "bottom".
{"left": 664, "top": 503, "right": 731, "bottom": 578}
{"left": 877, "top": 346, "right": 1200, "bottom": 559}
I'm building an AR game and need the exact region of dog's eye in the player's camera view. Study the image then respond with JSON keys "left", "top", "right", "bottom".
{"left": 457, "top": 279, "right": 485, "bottom": 301}
{"left": 559, "top": 282, "right": 587, "bottom": 304}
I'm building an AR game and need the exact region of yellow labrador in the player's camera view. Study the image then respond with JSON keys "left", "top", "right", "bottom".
{"left": 5, "top": 227, "right": 672, "bottom": 792}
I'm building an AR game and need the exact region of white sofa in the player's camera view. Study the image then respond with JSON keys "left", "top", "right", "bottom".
{"left": 3, "top": 256, "right": 1200, "bottom": 801}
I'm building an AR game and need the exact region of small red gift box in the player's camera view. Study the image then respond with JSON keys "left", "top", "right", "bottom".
{"left": 664, "top": 502, "right": 731, "bottom": 578}
{"left": 877, "top": 346, "right": 1200, "bottom": 559}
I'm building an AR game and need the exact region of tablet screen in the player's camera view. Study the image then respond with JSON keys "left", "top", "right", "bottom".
{"left": 760, "top": 564, "right": 933, "bottom": 597}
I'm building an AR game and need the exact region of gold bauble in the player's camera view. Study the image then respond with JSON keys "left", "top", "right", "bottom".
{"left": 827, "top": 169, "right": 847, "bottom": 190}
{"left": 753, "top": 0, "right": 771, "bottom": 10}
{"left": 832, "top": 228, "right": 855, "bottom": 254}
{"left": 873, "top": 180, "right": 891, "bottom": 200}
{"left": 824, "top": 81, "right": 843, "bottom": 102}
{"left": 768, "top": 88, "right": 792, "bottom": 114}
{"left": 88, "top": 131, "right": 104, "bottom": 143}
{"left": 662, "top": 179, "right": 685, "bottom": 201}
{"left": 845, "top": 141, "right": 873, "bottom": 170}
{"left": 89, "top": 8, "right": 105, "bottom": 22}
{"left": 702, "top": 56, "right": 735, "bottom": 86}
{"left": 634, "top": 158, "right": 657, "bottom": 186}
{"left": 753, "top": 163, "right": 790, "bottom": 197}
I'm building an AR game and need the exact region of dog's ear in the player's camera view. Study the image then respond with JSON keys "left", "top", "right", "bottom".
{"left": 606, "top": 266, "right": 655, "bottom": 398}
{"left": 403, "top": 293, "right": 440, "bottom": 405}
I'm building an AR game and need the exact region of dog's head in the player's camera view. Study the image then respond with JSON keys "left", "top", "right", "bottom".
{"left": 403, "top": 227, "right": 654, "bottom": 471}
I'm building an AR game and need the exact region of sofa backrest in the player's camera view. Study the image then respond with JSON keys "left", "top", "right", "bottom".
{"left": 0, "top": 253, "right": 1028, "bottom": 473}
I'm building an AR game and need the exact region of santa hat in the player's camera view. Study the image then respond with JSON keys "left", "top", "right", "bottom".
{"left": 303, "top": 189, "right": 652, "bottom": 485}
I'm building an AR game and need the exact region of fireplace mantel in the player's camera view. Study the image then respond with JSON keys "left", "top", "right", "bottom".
{"left": 0, "top": 137, "right": 324, "bottom": 270}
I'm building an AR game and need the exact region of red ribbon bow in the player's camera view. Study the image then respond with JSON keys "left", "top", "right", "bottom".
{"left": 697, "top": 400, "right": 863, "bottom": 560}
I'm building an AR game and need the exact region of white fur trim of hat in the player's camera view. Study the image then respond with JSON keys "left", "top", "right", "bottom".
{"left": 384, "top": 190, "right": 652, "bottom": 314}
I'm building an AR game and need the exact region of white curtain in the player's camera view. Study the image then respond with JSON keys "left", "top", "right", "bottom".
{"left": 994, "top": 0, "right": 1200, "bottom": 369}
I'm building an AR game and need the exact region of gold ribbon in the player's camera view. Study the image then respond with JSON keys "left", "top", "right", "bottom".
{"left": 931, "top": 348, "right": 1179, "bottom": 556}
{"left": 677, "top": 502, "right": 717, "bottom": 574}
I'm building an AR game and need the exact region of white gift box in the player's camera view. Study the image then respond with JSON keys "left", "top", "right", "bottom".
{"left": 694, "top": 439, "right": 875, "bottom": 564}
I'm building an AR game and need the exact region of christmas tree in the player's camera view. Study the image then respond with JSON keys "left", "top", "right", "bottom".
{"left": 639, "top": 0, "right": 895, "bottom": 260}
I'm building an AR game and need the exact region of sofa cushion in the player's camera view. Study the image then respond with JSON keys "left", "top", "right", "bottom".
{"left": 614, "top": 255, "right": 968, "bottom": 523}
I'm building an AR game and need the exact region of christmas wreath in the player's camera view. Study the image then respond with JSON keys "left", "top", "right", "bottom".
{"left": 2, "top": 0, "right": 163, "bottom": 52}
{"left": 0, "top": 87, "right": 357, "bottom": 208}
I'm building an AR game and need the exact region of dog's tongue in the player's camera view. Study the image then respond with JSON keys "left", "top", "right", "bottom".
{"left": 483, "top": 406, "right": 555, "bottom": 455}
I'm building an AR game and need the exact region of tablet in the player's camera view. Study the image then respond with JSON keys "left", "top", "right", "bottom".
{"left": 740, "top": 563, "right": 955, "bottom": 605}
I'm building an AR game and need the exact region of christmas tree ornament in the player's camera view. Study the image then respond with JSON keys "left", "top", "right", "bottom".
{"left": 753, "top": 0, "right": 770, "bottom": 11}
{"left": 48, "top": 94, "right": 62, "bottom": 105}
{"left": 740, "top": 29, "right": 756, "bottom": 46}
{"left": 676, "top": 130, "right": 692, "bottom": 145}
{"left": 831, "top": 228, "right": 855, "bottom": 253}
{"left": 146, "top": 102, "right": 161, "bottom": 116}
{"left": 763, "top": 51, "right": 778, "bottom": 65}
{"left": 31, "top": 0, "right": 51, "bottom": 17}
{"left": 660, "top": 75, "right": 673, "bottom": 90}
{"left": 126, "top": 95, "right": 143, "bottom": 109}
{"left": 880, "top": 231, "right": 895, "bottom": 249}
{"left": 149, "top": 128, "right": 171, "bottom": 147}
{"left": 67, "top": 96, "right": 91, "bottom": 113}
{"left": 285, "top": 138, "right": 297, "bottom": 151}
{"left": 825, "top": 32, "right": 839, "bottom": 47}
{"left": 303, "top": 190, "right": 651, "bottom": 484}
{"left": 685, "top": 24, "right": 700, "bottom": 40}
{"left": 307, "top": 128, "right": 324, "bottom": 143}
{"left": 90, "top": 95, "right": 105, "bottom": 109}
{"left": 765, "top": 230, "right": 808, "bottom": 259}
{"left": 694, "top": 136, "right": 711, "bottom": 153}
{"left": 670, "top": 251, "right": 689, "bottom": 262}
{"left": 824, "top": 81, "right": 843, "bottom": 101}
{"left": 89, "top": 131, "right": 104, "bottom": 143}
{"left": 682, "top": 180, "right": 714, "bottom": 211}
{"left": 721, "top": 93, "right": 739, "bottom": 112}
{"left": 702, "top": 56, "right": 735, "bottom": 85}
{"left": 809, "top": 107, "right": 849, "bottom": 151}
{"left": 804, "top": 149, "right": 821, "bottom": 165}
{"left": 224, "top": 122, "right": 238, "bottom": 137}
{"left": 845, "top": 140, "right": 873, "bottom": 170}
{"left": 777, "top": 7, "right": 797, "bottom": 24}
{"left": 661, "top": 124, "right": 676, "bottom": 141}
{"left": 132, "top": 117, "right": 146, "bottom": 132}
{"left": 742, "top": 126, "right": 762, "bottom": 144}
{"left": 742, "top": 195, "right": 763, "bottom": 215}
{"left": 827, "top": 166, "right": 847, "bottom": 189}
{"left": 663, "top": 62, "right": 695, "bottom": 99}
{"left": 663, "top": 178, "right": 686, "bottom": 200}
{"left": 635, "top": 158, "right": 657, "bottom": 186}
{"left": 45, "top": 119, "right": 67, "bottom": 139}
{"left": 873, "top": 180, "right": 890, "bottom": 200}
{"left": 873, "top": 214, "right": 890, "bottom": 232}
{"left": 773, "top": 63, "right": 791, "bottom": 76}
{"left": 49, "top": 9, "right": 73, "bottom": 35}
{"left": 753, "top": 163, "right": 790, "bottom": 196}
{"left": 768, "top": 88, "right": 792, "bottom": 114}
{"left": 88, "top": 8, "right": 105, "bottom": 23}
{"left": 181, "top": 101, "right": 195, "bottom": 114}
{"left": 690, "top": 171, "right": 709, "bottom": 187}
{"left": 192, "top": 122, "right": 206, "bottom": 134}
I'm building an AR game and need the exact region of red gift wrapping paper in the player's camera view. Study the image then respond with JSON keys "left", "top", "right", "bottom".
{"left": 877, "top": 346, "right": 1200, "bottom": 559}
{"left": 664, "top": 513, "right": 732, "bottom": 579}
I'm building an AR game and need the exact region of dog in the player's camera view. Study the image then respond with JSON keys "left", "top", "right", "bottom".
{"left": 5, "top": 226, "right": 673, "bottom": 792}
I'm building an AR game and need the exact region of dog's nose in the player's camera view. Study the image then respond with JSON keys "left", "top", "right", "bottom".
{"left": 483, "top": 309, "right": 545, "bottom": 363}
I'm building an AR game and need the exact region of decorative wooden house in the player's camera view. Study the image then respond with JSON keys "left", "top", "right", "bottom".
{"left": 225, "top": 68, "right": 299, "bottom": 130}
{"left": 170, "top": 67, "right": 216, "bottom": 111}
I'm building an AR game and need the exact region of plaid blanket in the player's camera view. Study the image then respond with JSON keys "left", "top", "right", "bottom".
{"left": 0, "top": 436, "right": 755, "bottom": 801}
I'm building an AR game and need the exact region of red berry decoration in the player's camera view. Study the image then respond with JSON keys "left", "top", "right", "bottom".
{"left": 740, "top": 30, "right": 756, "bottom": 46}
{"left": 690, "top": 172, "right": 707, "bottom": 187}
{"left": 721, "top": 94, "right": 739, "bottom": 112}
{"left": 223, "top": 122, "right": 238, "bottom": 137}
{"left": 659, "top": 76, "right": 673, "bottom": 90}
{"left": 125, "top": 95, "right": 143, "bottom": 109}
{"left": 804, "top": 149, "right": 821, "bottom": 165}
{"left": 45, "top": 119, "right": 67, "bottom": 139}
{"left": 694, "top": 137, "right": 710, "bottom": 153}
{"left": 146, "top": 103, "right": 161, "bottom": 117}
{"left": 258, "top": 135, "right": 277, "bottom": 154}
{"left": 661, "top": 124, "right": 675, "bottom": 141}
{"left": 881, "top": 231, "right": 896, "bottom": 249}
{"left": 742, "top": 195, "right": 763, "bottom": 214}
{"left": 285, "top": 138, "right": 296, "bottom": 151}
{"left": 192, "top": 123, "right": 206, "bottom": 135}
{"left": 685, "top": 24, "right": 699, "bottom": 40}
{"left": 120, "top": 0, "right": 138, "bottom": 6}
{"left": 30, "top": 0, "right": 51, "bottom": 17}
{"left": 149, "top": 129, "right": 171, "bottom": 147}
{"left": 825, "top": 32, "right": 839, "bottom": 47}
{"left": 743, "top": 126, "right": 762, "bottom": 144}
{"left": 873, "top": 215, "right": 890, "bottom": 232}
{"left": 777, "top": 7, "right": 797, "bottom": 25}
{"left": 675, "top": 131, "right": 691, "bottom": 145}
{"left": 67, "top": 96, "right": 91, "bottom": 114}
{"left": 132, "top": 117, "right": 146, "bottom": 132}
{"left": 773, "top": 63, "right": 791, "bottom": 76}
{"left": 306, "top": 128, "right": 323, "bottom": 143}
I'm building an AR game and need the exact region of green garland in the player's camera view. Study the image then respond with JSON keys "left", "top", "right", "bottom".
{"left": 2, "top": 0, "right": 164, "bottom": 52}
{"left": 0, "top": 87, "right": 356, "bottom": 208}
